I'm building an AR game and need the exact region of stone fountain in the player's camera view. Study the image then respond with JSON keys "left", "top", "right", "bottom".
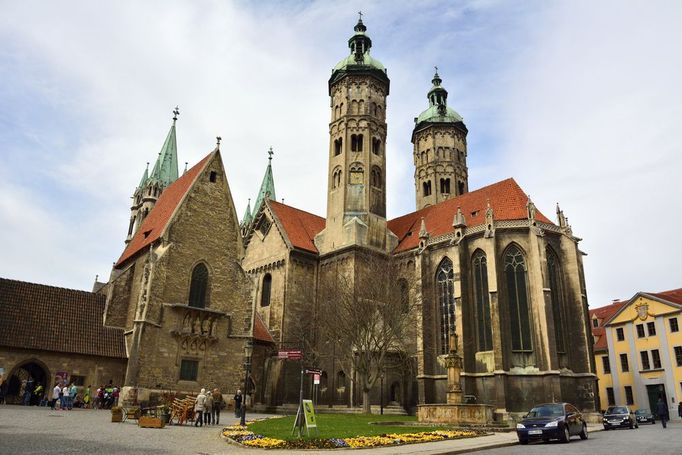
{"left": 417, "top": 329, "right": 494, "bottom": 425}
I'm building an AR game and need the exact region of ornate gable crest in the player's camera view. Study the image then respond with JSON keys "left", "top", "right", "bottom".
{"left": 634, "top": 299, "right": 651, "bottom": 321}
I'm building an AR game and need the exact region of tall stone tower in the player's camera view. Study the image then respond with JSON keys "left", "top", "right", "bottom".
{"left": 412, "top": 71, "right": 468, "bottom": 210}
{"left": 126, "top": 108, "right": 180, "bottom": 243}
{"left": 315, "top": 17, "right": 396, "bottom": 255}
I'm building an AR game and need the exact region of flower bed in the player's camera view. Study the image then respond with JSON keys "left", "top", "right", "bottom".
{"left": 223, "top": 424, "right": 481, "bottom": 449}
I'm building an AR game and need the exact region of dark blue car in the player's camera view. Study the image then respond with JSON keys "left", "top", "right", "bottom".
{"left": 516, "top": 403, "right": 588, "bottom": 444}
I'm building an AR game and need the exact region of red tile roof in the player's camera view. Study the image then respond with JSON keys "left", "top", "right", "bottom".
{"left": 117, "top": 152, "right": 214, "bottom": 266}
{"left": 589, "top": 301, "right": 626, "bottom": 352}
{"left": 649, "top": 288, "right": 682, "bottom": 305}
{"left": 268, "top": 201, "right": 326, "bottom": 253}
{"left": 0, "top": 278, "right": 126, "bottom": 358}
{"left": 387, "top": 178, "right": 553, "bottom": 253}
{"left": 253, "top": 312, "right": 275, "bottom": 344}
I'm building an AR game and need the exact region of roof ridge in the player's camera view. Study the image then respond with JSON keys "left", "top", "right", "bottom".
{"left": 0, "top": 277, "right": 100, "bottom": 297}
{"left": 269, "top": 200, "right": 325, "bottom": 221}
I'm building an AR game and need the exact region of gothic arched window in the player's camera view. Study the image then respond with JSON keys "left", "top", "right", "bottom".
{"left": 437, "top": 258, "right": 455, "bottom": 354}
{"left": 189, "top": 263, "right": 209, "bottom": 308}
{"left": 423, "top": 181, "right": 432, "bottom": 197}
{"left": 260, "top": 273, "right": 272, "bottom": 307}
{"left": 472, "top": 250, "right": 493, "bottom": 351}
{"left": 398, "top": 278, "right": 409, "bottom": 314}
{"left": 504, "top": 245, "right": 532, "bottom": 352}
{"left": 547, "top": 247, "right": 566, "bottom": 353}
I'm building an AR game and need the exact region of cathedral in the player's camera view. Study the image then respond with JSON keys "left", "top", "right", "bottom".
{"left": 0, "top": 17, "right": 597, "bottom": 419}
{"left": 239, "top": 18, "right": 598, "bottom": 418}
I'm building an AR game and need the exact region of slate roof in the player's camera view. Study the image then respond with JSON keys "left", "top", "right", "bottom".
{"left": 388, "top": 178, "right": 553, "bottom": 253}
{"left": 117, "top": 152, "right": 214, "bottom": 267}
{"left": 268, "top": 201, "right": 326, "bottom": 254}
{"left": 589, "top": 301, "right": 626, "bottom": 352}
{"left": 0, "top": 278, "right": 126, "bottom": 359}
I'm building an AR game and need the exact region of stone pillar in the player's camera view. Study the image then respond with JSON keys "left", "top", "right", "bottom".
{"left": 442, "top": 329, "right": 463, "bottom": 405}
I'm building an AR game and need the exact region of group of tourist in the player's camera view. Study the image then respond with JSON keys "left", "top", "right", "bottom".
{"left": 193, "top": 388, "right": 226, "bottom": 426}
{"left": 46, "top": 381, "right": 120, "bottom": 410}
{"left": 50, "top": 381, "right": 79, "bottom": 410}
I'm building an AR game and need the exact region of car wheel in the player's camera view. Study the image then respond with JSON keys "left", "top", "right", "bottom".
{"left": 560, "top": 425, "right": 571, "bottom": 443}
{"left": 579, "top": 424, "right": 588, "bottom": 440}
{"left": 603, "top": 425, "right": 609, "bottom": 430}
{"left": 542, "top": 438, "right": 550, "bottom": 443}
{"left": 519, "top": 439, "right": 528, "bottom": 445}
{"left": 652, "top": 420, "right": 655, "bottom": 424}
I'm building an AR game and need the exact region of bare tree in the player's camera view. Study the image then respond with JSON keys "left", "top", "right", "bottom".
{"left": 315, "top": 252, "right": 419, "bottom": 414}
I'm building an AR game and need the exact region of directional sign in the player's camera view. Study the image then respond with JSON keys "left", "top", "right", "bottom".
{"left": 278, "top": 350, "right": 303, "bottom": 360}
{"left": 305, "top": 368, "right": 322, "bottom": 375}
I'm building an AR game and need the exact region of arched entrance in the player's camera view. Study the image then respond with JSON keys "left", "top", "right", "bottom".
{"left": 389, "top": 381, "right": 401, "bottom": 405}
{"left": 5, "top": 360, "right": 50, "bottom": 405}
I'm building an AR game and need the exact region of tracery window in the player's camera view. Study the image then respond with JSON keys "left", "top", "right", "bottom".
{"left": 440, "top": 178, "right": 451, "bottom": 194}
{"left": 437, "top": 258, "right": 455, "bottom": 354}
{"left": 546, "top": 247, "right": 566, "bottom": 353}
{"left": 504, "top": 245, "right": 532, "bottom": 352}
{"left": 260, "top": 273, "right": 272, "bottom": 307}
{"left": 472, "top": 250, "right": 493, "bottom": 351}
{"left": 189, "top": 263, "right": 209, "bottom": 309}
{"left": 351, "top": 134, "right": 364, "bottom": 152}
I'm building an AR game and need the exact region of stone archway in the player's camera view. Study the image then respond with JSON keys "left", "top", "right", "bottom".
{"left": 389, "top": 381, "right": 401, "bottom": 405}
{"left": 5, "top": 359, "right": 50, "bottom": 405}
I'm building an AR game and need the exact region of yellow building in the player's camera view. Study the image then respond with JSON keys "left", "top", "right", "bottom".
{"left": 590, "top": 289, "right": 682, "bottom": 417}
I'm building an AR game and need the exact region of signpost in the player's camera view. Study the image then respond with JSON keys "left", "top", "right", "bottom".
{"left": 278, "top": 350, "right": 302, "bottom": 360}
{"left": 302, "top": 399, "right": 318, "bottom": 435}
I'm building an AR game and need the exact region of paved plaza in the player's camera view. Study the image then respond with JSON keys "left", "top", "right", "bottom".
{"left": 0, "top": 405, "right": 679, "bottom": 454}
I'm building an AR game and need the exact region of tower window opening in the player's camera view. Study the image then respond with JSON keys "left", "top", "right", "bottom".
{"left": 458, "top": 180, "right": 465, "bottom": 194}
{"left": 127, "top": 217, "right": 136, "bottom": 236}
{"left": 371, "top": 166, "right": 382, "bottom": 189}
{"left": 351, "top": 134, "right": 363, "bottom": 152}
{"left": 423, "top": 181, "right": 432, "bottom": 197}
{"left": 334, "top": 138, "right": 343, "bottom": 156}
{"left": 372, "top": 138, "right": 381, "bottom": 155}
{"left": 440, "top": 178, "right": 451, "bottom": 194}
{"left": 209, "top": 171, "right": 217, "bottom": 182}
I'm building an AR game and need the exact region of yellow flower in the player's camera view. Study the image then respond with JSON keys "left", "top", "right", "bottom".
{"left": 241, "top": 437, "right": 287, "bottom": 448}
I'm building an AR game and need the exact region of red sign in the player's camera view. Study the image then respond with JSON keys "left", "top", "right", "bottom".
{"left": 278, "top": 350, "right": 303, "bottom": 360}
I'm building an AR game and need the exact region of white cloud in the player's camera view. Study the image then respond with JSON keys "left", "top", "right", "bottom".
{"left": 0, "top": 0, "right": 680, "bottom": 307}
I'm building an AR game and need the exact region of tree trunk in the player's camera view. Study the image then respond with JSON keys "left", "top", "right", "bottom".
{"left": 362, "top": 389, "right": 371, "bottom": 414}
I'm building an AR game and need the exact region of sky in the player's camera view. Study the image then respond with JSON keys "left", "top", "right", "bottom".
{"left": 1, "top": 0, "right": 681, "bottom": 308}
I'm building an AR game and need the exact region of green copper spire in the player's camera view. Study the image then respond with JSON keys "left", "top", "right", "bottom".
{"left": 137, "top": 162, "right": 149, "bottom": 189}
{"left": 416, "top": 69, "right": 463, "bottom": 125}
{"left": 149, "top": 107, "right": 180, "bottom": 187}
{"left": 241, "top": 198, "right": 253, "bottom": 226}
{"left": 252, "top": 147, "right": 277, "bottom": 215}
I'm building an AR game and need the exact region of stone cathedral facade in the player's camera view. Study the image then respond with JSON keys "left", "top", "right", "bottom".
{"left": 240, "top": 18, "right": 598, "bottom": 418}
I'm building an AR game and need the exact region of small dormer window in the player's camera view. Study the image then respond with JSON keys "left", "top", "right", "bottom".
{"left": 592, "top": 318, "right": 599, "bottom": 328}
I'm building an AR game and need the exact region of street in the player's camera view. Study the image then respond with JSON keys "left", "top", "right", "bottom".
{"left": 475, "top": 421, "right": 682, "bottom": 455}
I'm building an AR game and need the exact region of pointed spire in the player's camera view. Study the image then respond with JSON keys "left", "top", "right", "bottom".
{"left": 452, "top": 206, "right": 466, "bottom": 228}
{"left": 183, "top": 162, "right": 188, "bottom": 174}
{"left": 137, "top": 162, "right": 150, "bottom": 189}
{"left": 241, "top": 198, "right": 253, "bottom": 226}
{"left": 556, "top": 203, "right": 567, "bottom": 228}
{"left": 252, "top": 148, "right": 277, "bottom": 215}
{"left": 149, "top": 107, "right": 180, "bottom": 187}
{"left": 419, "top": 217, "right": 429, "bottom": 239}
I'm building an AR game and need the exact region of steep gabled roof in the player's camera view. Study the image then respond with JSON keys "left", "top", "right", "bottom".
{"left": 0, "top": 278, "right": 126, "bottom": 358}
{"left": 387, "top": 178, "right": 553, "bottom": 253}
{"left": 589, "top": 301, "right": 626, "bottom": 352}
{"left": 117, "top": 152, "right": 214, "bottom": 267}
{"left": 268, "top": 201, "right": 326, "bottom": 254}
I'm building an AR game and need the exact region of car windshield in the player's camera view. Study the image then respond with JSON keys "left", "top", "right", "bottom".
{"left": 635, "top": 409, "right": 650, "bottom": 415}
{"left": 527, "top": 404, "right": 564, "bottom": 418}
{"left": 606, "top": 406, "right": 628, "bottom": 414}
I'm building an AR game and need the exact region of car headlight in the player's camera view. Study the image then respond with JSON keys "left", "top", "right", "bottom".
{"left": 516, "top": 423, "right": 525, "bottom": 429}
{"left": 545, "top": 420, "right": 559, "bottom": 428}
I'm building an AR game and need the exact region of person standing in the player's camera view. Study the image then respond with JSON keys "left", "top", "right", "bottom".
{"left": 212, "top": 389, "right": 223, "bottom": 425}
{"left": 61, "top": 384, "right": 69, "bottom": 410}
{"left": 678, "top": 401, "right": 682, "bottom": 420}
{"left": 51, "top": 383, "right": 61, "bottom": 410}
{"left": 204, "top": 390, "right": 213, "bottom": 425}
{"left": 194, "top": 389, "right": 206, "bottom": 427}
{"left": 233, "top": 390, "right": 242, "bottom": 418}
{"left": 24, "top": 377, "right": 35, "bottom": 405}
{"left": 656, "top": 397, "right": 668, "bottom": 428}
{"left": 69, "top": 383, "right": 77, "bottom": 409}
{"left": 83, "top": 385, "right": 91, "bottom": 409}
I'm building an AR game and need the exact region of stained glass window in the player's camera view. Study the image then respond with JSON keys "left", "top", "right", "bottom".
{"left": 472, "top": 250, "right": 492, "bottom": 351}
{"left": 504, "top": 245, "right": 532, "bottom": 352}
{"left": 437, "top": 258, "right": 455, "bottom": 354}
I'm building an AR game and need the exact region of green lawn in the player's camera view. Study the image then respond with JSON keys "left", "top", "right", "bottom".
{"left": 247, "top": 414, "right": 447, "bottom": 440}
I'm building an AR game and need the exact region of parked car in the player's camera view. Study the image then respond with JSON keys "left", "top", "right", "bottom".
{"left": 603, "top": 406, "right": 639, "bottom": 430}
{"left": 634, "top": 408, "right": 655, "bottom": 424}
{"left": 516, "top": 403, "right": 588, "bottom": 444}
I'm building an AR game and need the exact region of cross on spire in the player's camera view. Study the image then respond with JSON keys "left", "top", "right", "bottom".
{"left": 434, "top": 65, "right": 438, "bottom": 74}
{"left": 172, "top": 106, "right": 180, "bottom": 122}
{"left": 358, "top": 10, "right": 363, "bottom": 21}
{"left": 268, "top": 146, "right": 274, "bottom": 161}
{"left": 216, "top": 136, "right": 222, "bottom": 147}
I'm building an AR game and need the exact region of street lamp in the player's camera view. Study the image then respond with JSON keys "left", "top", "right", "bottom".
{"left": 240, "top": 339, "right": 254, "bottom": 426}
{"left": 380, "top": 369, "right": 385, "bottom": 415}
